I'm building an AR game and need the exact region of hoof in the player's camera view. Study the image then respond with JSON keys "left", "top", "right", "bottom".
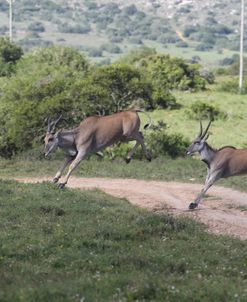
{"left": 125, "top": 157, "right": 131, "bottom": 164}
{"left": 146, "top": 152, "right": 152, "bottom": 162}
{"left": 52, "top": 177, "right": 59, "bottom": 184}
{"left": 57, "top": 183, "right": 66, "bottom": 189}
{"left": 189, "top": 202, "right": 198, "bottom": 210}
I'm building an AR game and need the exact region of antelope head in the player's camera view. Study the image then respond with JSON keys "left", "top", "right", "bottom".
{"left": 187, "top": 120, "right": 212, "bottom": 156}
{"left": 43, "top": 115, "right": 62, "bottom": 157}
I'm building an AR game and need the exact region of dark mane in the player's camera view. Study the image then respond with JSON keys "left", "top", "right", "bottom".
{"left": 218, "top": 146, "right": 236, "bottom": 151}
{"left": 205, "top": 142, "right": 217, "bottom": 153}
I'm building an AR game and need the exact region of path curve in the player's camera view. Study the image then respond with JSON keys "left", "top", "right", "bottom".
{"left": 16, "top": 177, "right": 247, "bottom": 240}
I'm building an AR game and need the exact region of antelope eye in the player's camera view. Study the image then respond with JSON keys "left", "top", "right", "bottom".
{"left": 48, "top": 137, "right": 54, "bottom": 142}
{"left": 195, "top": 141, "right": 200, "bottom": 145}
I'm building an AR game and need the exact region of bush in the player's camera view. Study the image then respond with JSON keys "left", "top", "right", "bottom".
{"left": 88, "top": 48, "right": 103, "bottom": 57}
{"left": 195, "top": 43, "right": 213, "bottom": 51}
{"left": 100, "top": 44, "right": 122, "bottom": 54}
{"left": 58, "top": 23, "right": 91, "bottom": 34}
{"left": 103, "top": 121, "right": 189, "bottom": 159}
{"left": 218, "top": 77, "right": 247, "bottom": 94}
{"left": 27, "top": 22, "right": 45, "bottom": 32}
{"left": 219, "top": 57, "right": 235, "bottom": 66}
{"left": 187, "top": 101, "right": 227, "bottom": 121}
{"left": 176, "top": 42, "right": 188, "bottom": 48}
{"left": 108, "top": 121, "right": 189, "bottom": 159}
{"left": 123, "top": 4, "right": 137, "bottom": 16}
{"left": 183, "top": 26, "right": 197, "bottom": 37}
{"left": 157, "top": 34, "right": 179, "bottom": 44}
{"left": 0, "top": 37, "right": 23, "bottom": 76}
{"left": 227, "top": 56, "right": 247, "bottom": 76}
{"left": 0, "top": 25, "right": 8, "bottom": 35}
{"left": 146, "top": 129, "right": 189, "bottom": 158}
{"left": 128, "top": 37, "right": 143, "bottom": 45}
{"left": 199, "top": 69, "right": 215, "bottom": 84}
{"left": 109, "top": 36, "right": 123, "bottom": 43}
{"left": 0, "top": 46, "right": 90, "bottom": 156}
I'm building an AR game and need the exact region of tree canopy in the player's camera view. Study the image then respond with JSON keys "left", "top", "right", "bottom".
{"left": 0, "top": 45, "right": 207, "bottom": 156}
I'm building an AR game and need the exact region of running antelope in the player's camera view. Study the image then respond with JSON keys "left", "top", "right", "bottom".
{"left": 187, "top": 120, "right": 247, "bottom": 209}
{"left": 44, "top": 110, "right": 152, "bottom": 188}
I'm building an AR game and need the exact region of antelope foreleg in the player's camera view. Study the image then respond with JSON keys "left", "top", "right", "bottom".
{"left": 125, "top": 142, "right": 140, "bottom": 163}
{"left": 189, "top": 171, "right": 221, "bottom": 209}
{"left": 58, "top": 150, "right": 86, "bottom": 189}
{"left": 53, "top": 156, "right": 75, "bottom": 183}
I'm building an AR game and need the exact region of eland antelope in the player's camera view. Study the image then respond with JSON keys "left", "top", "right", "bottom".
{"left": 187, "top": 120, "right": 247, "bottom": 209}
{"left": 44, "top": 110, "right": 152, "bottom": 188}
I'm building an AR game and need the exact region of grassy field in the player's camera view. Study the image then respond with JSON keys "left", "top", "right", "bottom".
{"left": 0, "top": 179, "right": 247, "bottom": 302}
{"left": 141, "top": 42, "right": 238, "bottom": 68}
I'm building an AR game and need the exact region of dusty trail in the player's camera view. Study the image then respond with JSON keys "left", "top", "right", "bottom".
{"left": 16, "top": 177, "right": 247, "bottom": 240}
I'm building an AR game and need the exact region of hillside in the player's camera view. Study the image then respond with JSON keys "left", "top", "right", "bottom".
{"left": 0, "top": 0, "right": 245, "bottom": 66}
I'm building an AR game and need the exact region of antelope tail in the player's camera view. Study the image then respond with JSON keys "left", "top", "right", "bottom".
{"left": 135, "top": 109, "right": 152, "bottom": 130}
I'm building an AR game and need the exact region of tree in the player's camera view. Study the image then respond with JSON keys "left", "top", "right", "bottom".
{"left": 0, "top": 37, "right": 23, "bottom": 76}
{"left": 73, "top": 64, "right": 151, "bottom": 116}
{"left": 0, "top": 46, "right": 89, "bottom": 155}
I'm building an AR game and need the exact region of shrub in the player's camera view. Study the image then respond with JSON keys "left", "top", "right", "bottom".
{"left": 108, "top": 121, "right": 189, "bottom": 159}
{"left": 218, "top": 77, "right": 247, "bottom": 94}
{"left": 176, "top": 42, "right": 188, "bottom": 48}
{"left": 219, "top": 57, "right": 235, "bottom": 66}
{"left": 128, "top": 37, "right": 143, "bottom": 45}
{"left": 27, "top": 22, "right": 45, "bottom": 32}
{"left": 100, "top": 44, "right": 122, "bottom": 54}
{"left": 227, "top": 56, "right": 247, "bottom": 76}
{"left": 109, "top": 36, "right": 123, "bottom": 43}
{"left": 146, "top": 129, "right": 189, "bottom": 158}
{"left": 199, "top": 69, "right": 215, "bottom": 84}
{"left": 142, "top": 54, "right": 206, "bottom": 91}
{"left": 58, "top": 23, "right": 91, "bottom": 34}
{"left": 183, "top": 26, "right": 197, "bottom": 37}
{"left": 0, "top": 37, "right": 23, "bottom": 76}
{"left": 123, "top": 4, "right": 137, "bottom": 16}
{"left": 187, "top": 101, "right": 227, "bottom": 121}
{"left": 214, "top": 24, "right": 233, "bottom": 35}
{"left": 103, "top": 121, "right": 189, "bottom": 159}
{"left": 0, "top": 25, "right": 8, "bottom": 35}
{"left": 157, "top": 34, "right": 179, "bottom": 44}
{"left": 0, "top": 46, "right": 90, "bottom": 156}
{"left": 88, "top": 48, "right": 103, "bottom": 57}
{"left": 195, "top": 43, "right": 213, "bottom": 51}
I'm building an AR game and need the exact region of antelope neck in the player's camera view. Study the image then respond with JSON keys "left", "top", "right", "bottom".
{"left": 58, "top": 131, "right": 77, "bottom": 152}
{"left": 199, "top": 142, "right": 216, "bottom": 168}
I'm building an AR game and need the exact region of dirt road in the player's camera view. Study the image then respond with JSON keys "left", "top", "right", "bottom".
{"left": 17, "top": 177, "right": 247, "bottom": 240}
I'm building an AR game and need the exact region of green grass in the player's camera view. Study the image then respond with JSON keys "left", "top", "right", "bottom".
{"left": 2, "top": 154, "right": 247, "bottom": 193}
{"left": 142, "top": 42, "right": 238, "bottom": 68}
{"left": 144, "top": 88, "right": 247, "bottom": 149}
{"left": 0, "top": 155, "right": 205, "bottom": 181}
{"left": 0, "top": 179, "right": 246, "bottom": 301}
